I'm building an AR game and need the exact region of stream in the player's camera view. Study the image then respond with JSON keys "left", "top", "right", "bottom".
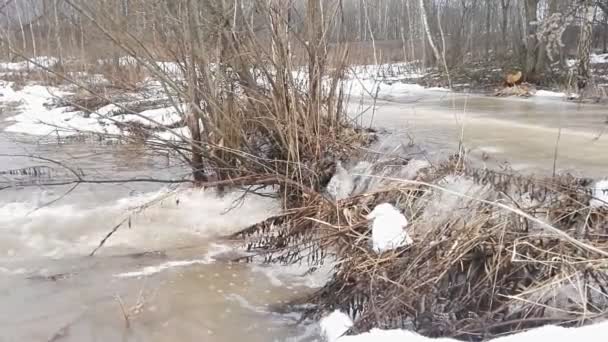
{"left": 352, "top": 91, "right": 608, "bottom": 177}
{"left": 1, "top": 90, "right": 607, "bottom": 342}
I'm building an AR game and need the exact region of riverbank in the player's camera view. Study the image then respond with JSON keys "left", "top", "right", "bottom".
{"left": 415, "top": 54, "right": 608, "bottom": 100}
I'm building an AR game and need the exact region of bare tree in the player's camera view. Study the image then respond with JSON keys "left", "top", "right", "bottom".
{"left": 576, "top": 0, "right": 596, "bottom": 90}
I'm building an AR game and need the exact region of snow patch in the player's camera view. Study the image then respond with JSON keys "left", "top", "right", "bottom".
{"left": 345, "top": 79, "right": 449, "bottom": 100}
{"left": 334, "top": 321, "right": 608, "bottom": 342}
{"left": 0, "top": 81, "right": 185, "bottom": 138}
{"left": 320, "top": 310, "right": 354, "bottom": 342}
{"left": 0, "top": 56, "right": 59, "bottom": 71}
{"left": 0, "top": 83, "right": 121, "bottom": 136}
{"left": 591, "top": 53, "right": 608, "bottom": 64}
{"left": 535, "top": 90, "right": 567, "bottom": 98}
{"left": 367, "top": 203, "right": 412, "bottom": 253}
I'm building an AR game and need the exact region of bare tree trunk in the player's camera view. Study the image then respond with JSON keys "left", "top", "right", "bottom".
{"left": 534, "top": 0, "right": 559, "bottom": 74}
{"left": 362, "top": 0, "right": 378, "bottom": 65}
{"left": 185, "top": 0, "right": 208, "bottom": 183}
{"left": 419, "top": 0, "right": 441, "bottom": 64}
{"left": 358, "top": 0, "right": 365, "bottom": 40}
{"left": 524, "top": 0, "right": 539, "bottom": 81}
{"left": 16, "top": 5, "right": 28, "bottom": 65}
{"left": 576, "top": 0, "right": 595, "bottom": 90}
{"left": 485, "top": 1, "right": 492, "bottom": 57}
{"left": 53, "top": 0, "right": 63, "bottom": 68}
{"left": 500, "top": 0, "right": 511, "bottom": 55}
{"left": 404, "top": 0, "right": 416, "bottom": 62}
{"left": 604, "top": 15, "right": 608, "bottom": 53}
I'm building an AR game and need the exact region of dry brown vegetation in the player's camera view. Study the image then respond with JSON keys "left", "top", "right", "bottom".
{"left": 234, "top": 155, "right": 608, "bottom": 340}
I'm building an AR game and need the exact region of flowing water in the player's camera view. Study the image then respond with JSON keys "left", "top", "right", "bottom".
{"left": 1, "top": 90, "right": 608, "bottom": 342}
{"left": 351, "top": 91, "right": 608, "bottom": 178}
{"left": 0, "top": 125, "right": 320, "bottom": 341}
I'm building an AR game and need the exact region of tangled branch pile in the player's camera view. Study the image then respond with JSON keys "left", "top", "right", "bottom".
{"left": 234, "top": 155, "right": 608, "bottom": 340}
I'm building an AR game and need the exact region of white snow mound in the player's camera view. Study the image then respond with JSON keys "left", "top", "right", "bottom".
{"left": 320, "top": 310, "right": 354, "bottom": 342}
{"left": 367, "top": 203, "right": 412, "bottom": 253}
{"left": 335, "top": 320, "right": 608, "bottom": 342}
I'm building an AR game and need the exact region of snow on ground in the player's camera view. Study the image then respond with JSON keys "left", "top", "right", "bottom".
{"left": 0, "top": 56, "right": 59, "bottom": 72}
{"left": 591, "top": 53, "right": 608, "bottom": 64}
{"left": 336, "top": 322, "right": 608, "bottom": 342}
{"left": 0, "top": 83, "right": 121, "bottom": 136}
{"left": 342, "top": 61, "right": 448, "bottom": 99}
{"left": 534, "top": 89, "right": 579, "bottom": 99}
{"left": 344, "top": 78, "right": 449, "bottom": 100}
{"left": 320, "top": 311, "right": 353, "bottom": 342}
{"left": 348, "top": 62, "right": 424, "bottom": 80}
{"left": 321, "top": 310, "right": 608, "bottom": 342}
{"left": 0, "top": 60, "right": 440, "bottom": 137}
{"left": 535, "top": 90, "right": 567, "bottom": 98}
{"left": 97, "top": 57, "right": 184, "bottom": 77}
{"left": 566, "top": 53, "right": 608, "bottom": 68}
{"left": 0, "top": 79, "right": 187, "bottom": 138}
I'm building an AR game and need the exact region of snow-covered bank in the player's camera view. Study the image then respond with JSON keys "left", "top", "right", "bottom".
{"left": 0, "top": 80, "right": 188, "bottom": 140}
{"left": 567, "top": 53, "right": 608, "bottom": 67}
{"left": 344, "top": 78, "right": 450, "bottom": 100}
{"left": 534, "top": 89, "right": 579, "bottom": 99}
{"left": 0, "top": 62, "right": 442, "bottom": 138}
{"left": 0, "top": 57, "right": 59, "bottom": 72}
{"left": 342, "top": 61, "right": 450, "bottom": 100}
{"left": 1, "top": 84, "right": 118, "bottom": 136}
{"left": 337, "top": 323, "right": 608, "bottom": 342}
{"left": 321, "top": 310, "right": 608, "bottom": 342}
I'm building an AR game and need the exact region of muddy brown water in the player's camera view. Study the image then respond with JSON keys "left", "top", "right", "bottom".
{"left": 1, "top": 90, "right": 608, "bottom": 342}
{"left": 0, "top": 129, "right": 319, "bottom": 342}
{"left": 351, "top": 91, "right": 608, "bottom": 178}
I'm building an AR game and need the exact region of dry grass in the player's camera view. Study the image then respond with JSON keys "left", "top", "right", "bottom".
{"left": 234, "top": 157, "right": 608, "bottom": 340}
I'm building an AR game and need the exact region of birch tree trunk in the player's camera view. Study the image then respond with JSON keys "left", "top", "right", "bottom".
{"left": 419, "top": 0, "right": 441, "bottom": 64}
